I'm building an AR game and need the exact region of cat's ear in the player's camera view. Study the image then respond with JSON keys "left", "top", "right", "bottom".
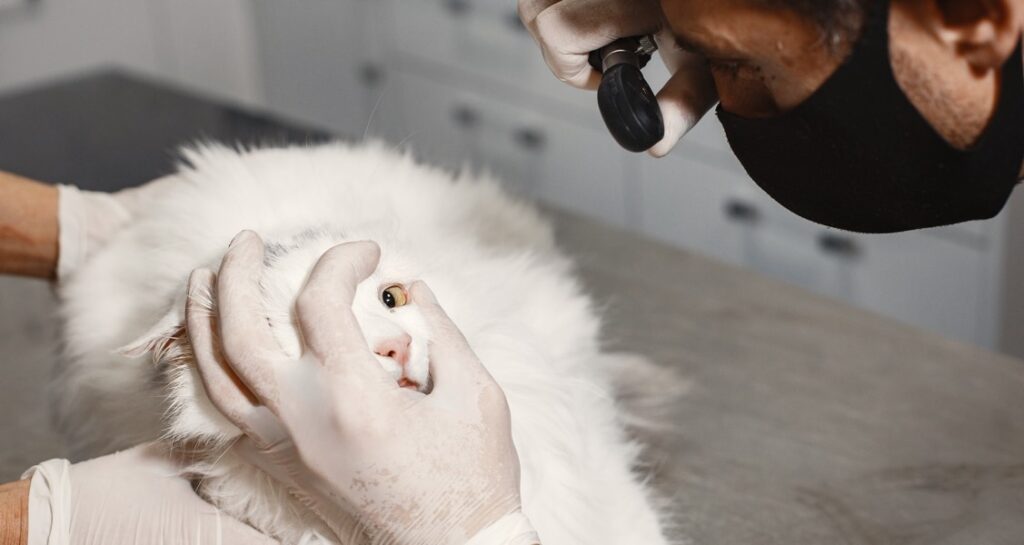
{"left": 117, "top": 306, "right": 187, "bottom": 362}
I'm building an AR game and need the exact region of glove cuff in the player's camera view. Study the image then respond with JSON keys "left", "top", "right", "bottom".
{"left": 21, "top": 458, "right": 72, "bottom": 545}
{"left": 465, "top": 512, "right": 540, "bottom": 545}
{"left": 56, "top": 185, "right": 132, "bottom": 281}
{"left": 56, "top": 185, "right": 87, "bottom": 282}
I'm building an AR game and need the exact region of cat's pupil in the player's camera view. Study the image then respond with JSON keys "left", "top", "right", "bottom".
{"left": 382, "top": 291, "right": 396, "bottom": 308}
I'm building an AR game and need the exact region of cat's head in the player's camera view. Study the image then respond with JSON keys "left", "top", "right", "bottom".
{"left": 122, "top": 229, "right": 432, "bottom": 442}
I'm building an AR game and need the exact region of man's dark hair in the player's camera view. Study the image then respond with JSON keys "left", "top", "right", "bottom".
{"left": 764, "top": 0, "right": 869, "bottom": 48}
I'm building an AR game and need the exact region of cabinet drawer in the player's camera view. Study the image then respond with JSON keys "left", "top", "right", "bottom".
{"left": 378, "top": 71, "right": 631, "bottom": 227}
{"left": 639, "top": 153, "right": 993, "bottom": 346}
{"left": 386, "top": 0, "right": 533, "bottom": 74}
{"left": 253, "top": 0, "right": 385, "bottom": 136}
{"left": 638, "top": 152, "right": 757, "bottom": 267}
{"left": 844, "top": 232, "right": 991, "bottom": 346}
{"left": 747, "top": 212, "right": 992, "bottom": 346}
{"left": 383, "top": 0, "right": 594, "bottom": 116}
{"left": 739, "top": 183, "right": 992, "bottom": 345}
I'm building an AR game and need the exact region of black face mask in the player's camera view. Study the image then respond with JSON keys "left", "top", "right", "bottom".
{"left": 716, "top": 0, "right": 1024, "bottom": 233}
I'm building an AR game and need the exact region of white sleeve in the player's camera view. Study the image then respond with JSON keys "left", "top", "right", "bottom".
{"left": 56, "top": 175, "right": 184, "bottom": 281}
{"left": 465, "top": 512, "right": 541, "bottom": 545}
{"left": 21, "top": 459, "right": 72, "bottom": 545}
{"left": 56, "top": 185, "right": 131, "bottom": 281}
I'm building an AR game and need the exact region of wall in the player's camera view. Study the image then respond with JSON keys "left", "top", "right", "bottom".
{"left": 0, "top": 0, "right": 260, "bottom": 103}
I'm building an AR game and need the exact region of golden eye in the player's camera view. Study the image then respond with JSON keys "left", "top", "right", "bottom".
{"left": 381, "top": 284, "right": 408, "bottom": 309}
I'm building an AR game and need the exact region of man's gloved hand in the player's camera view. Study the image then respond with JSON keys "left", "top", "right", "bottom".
{"left": 23, "top": 443, "right": 277, "bottom": 545}
{"left": 518, "top": 0, "right": 718, "bottom": 156}
{"left": 185, "top": 231, "right": 539, "bottom": 545}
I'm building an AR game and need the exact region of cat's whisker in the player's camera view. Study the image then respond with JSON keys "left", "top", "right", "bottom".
{"left": 362, "top": 80, "right": 392, "bottom": 142}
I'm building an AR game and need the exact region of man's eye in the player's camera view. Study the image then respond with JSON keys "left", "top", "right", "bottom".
{"left": 380, "top": 284, "right": 408, "bottom": 309}
{"left": 707, "top": 58, "right": 743, "bottom": 75}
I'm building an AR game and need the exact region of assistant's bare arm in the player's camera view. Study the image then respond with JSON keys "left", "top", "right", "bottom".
{"left": 0, "top": 480, "right": 29, "bottom": 545}
{"left": 0, "top": 171, "right": 58, "bottom": 279}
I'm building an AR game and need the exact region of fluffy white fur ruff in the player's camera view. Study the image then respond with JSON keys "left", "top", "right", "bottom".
{"left": 54, "top": 141, "right": 676, "bottom": 544}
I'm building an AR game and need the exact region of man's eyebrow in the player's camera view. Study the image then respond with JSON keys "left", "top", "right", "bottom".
{"left": 672, "top": 34, "right": 735, "bottom": 60}
{"left": 672, "top": 35, "right": 705, "bottom": 55}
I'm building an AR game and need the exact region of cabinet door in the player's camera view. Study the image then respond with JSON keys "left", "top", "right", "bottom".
{"left": 0, "top": 0, "right": 160, "bottom": 93}
{"left": 641, "top": 149, "right": 994, "bottom": 346}
{"left": 383, "top": 0, "right": 597, "bottom": 118}
{"left": 638, "top": 152, "right": 754, "bottom": 267}
{"left": 373, "top": 70, "right": 631, "bottom": 227}
{"left": 150, "top": 0, "right": 262, "bottom": 104}
{"left": 252, "top": 0, "right": 384, "bottom": 136}
{"left": 756, "top": 208, "right": 993, "bottom": 346}
{"left": 846, "top": 232, "right": 991, "bottom": 346}
{"left": 372, "top": 71, "right": 468, "bottom": 170}
{"left": 532, "top": 117, "right": 632, "bottom": 228}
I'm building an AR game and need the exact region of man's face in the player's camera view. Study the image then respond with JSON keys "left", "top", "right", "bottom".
{"left": 661, "top": 0, "right": 1023, "bottom": 151}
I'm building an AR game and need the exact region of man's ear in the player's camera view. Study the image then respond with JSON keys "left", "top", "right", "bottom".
{"left": 932, "top": 0, "right": 1022, "bottom": 71}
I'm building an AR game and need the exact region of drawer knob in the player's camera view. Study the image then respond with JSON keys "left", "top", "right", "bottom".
{"left": 724, "top": 199, "right": 760, "bottom": 224}
{"left": 359, "top": 63, "right": 384, "bottom": 87}
{"left": 513, "top": 128, "right": 546, "bottom": 152}
{"left": 452, "top": 105, "right": 480, "bottom": 128}
{"left": 817, "top": 232, "right": 861, "bottom": 258}
{"left": 443, "top": 0, "right": 470, "bottom": 16}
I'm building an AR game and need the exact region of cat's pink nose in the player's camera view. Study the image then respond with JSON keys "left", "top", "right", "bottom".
{"left": 374, "top": 333, "right": 412, "bottom": 367}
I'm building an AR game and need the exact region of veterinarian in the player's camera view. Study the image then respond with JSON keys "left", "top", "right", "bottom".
{"left": 520, "top": 0, "right": 1023, "bottom": 233}
{"left": 2, "top": 0, "right": 1022, "bottom": 541}
{"left": 0, "top": 174, "right": 540, "bottom": 544}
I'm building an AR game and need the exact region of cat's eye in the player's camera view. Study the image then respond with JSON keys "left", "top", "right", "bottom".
{"left": 380, "top": 284, "right": 408, "bottom": 309}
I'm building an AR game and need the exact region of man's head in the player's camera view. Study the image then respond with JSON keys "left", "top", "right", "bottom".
{"left": 661, "top": 0, "right": 1022, "bottom": 149}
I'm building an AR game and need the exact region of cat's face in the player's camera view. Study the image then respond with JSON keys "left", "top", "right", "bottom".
{"left": 258, "top": 231, "right": 433, "bottom": 392}
{"left": 126, "top": 229, "right": 434, "bottom": 443}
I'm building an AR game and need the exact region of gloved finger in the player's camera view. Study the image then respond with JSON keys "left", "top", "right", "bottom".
{"left": 187, "top": 268, "right": 254, "bottom": 421}
{"left": 517, "top": 0, "right": 558, "bottom": 27}
{"left": 216, "top": 230, "right": 284, "bottom": 407}
{"left": 296, "top": 241, "right": 394, "bottom": 390}
{"left": 233, "top": 437, "right": 368, "bottom": 544}
{"left": 648, "top": 48, "right": 718, "bottom": 158}
{"left": 231, "top": 435, "right": 301, "bottom": 488}
{"left": 531, "top": 0, "right": 663, "bottom": 89}
{"left": 187, "top": 268, "right": 290, "bottom": 445}
{"left": 408, "top": 281, "right": 502, "bottom": 399}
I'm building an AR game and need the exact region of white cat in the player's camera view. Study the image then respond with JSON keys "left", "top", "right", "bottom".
{"left": 53, "top": 141, "right": 677, "bottom": 544}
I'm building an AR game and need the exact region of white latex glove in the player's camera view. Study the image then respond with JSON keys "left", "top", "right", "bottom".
{"left": 518, "top": 0, "right": 718, "bottom": 156}
{"left": 22, "top": 443, "right": 277, "bottom": 545}
{"left": 56, "top": 175, "right": 181, "bottom": 281}
{"left": 185, "top": 231, "right": 539, "bottom": 545}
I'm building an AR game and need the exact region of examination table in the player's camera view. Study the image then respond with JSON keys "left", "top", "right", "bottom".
{"left": 1, "top": 72, "right": 1022, "bottom": 544}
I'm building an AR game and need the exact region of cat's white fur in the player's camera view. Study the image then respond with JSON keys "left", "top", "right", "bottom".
{"left": 53, "top": 142, "right": 674, "bottom": 544}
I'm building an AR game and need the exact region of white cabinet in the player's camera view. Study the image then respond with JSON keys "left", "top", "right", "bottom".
{"left": 0, "top": 0, "right": 160, "bottom": 93}
{"left": 383, "top": 0, "right": 594, "bottom": 119}
{"left": 246, "top": 0, "right": 1010, "bottom": 351}
{"left": 149, "top": 0, "right": 262, "bottom": 105}
{"left": 638, "top": 152, "right": 751, "bottom": 266}
{"left": 851, "top": 233, "right": 990, "bottom": 344}
{"left": 639, "top": 143, "right": 998, "bottom": 346}
{"left": 0, "top": 0, "right": 260, "bottom": 104}
{"left": 379, "top": 71, "right": 631, "bottom": 227}
{"left": 252, "top": 0, "right": 384, "bottom": 136}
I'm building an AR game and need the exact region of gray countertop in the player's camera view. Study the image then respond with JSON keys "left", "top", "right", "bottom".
{"left": 551, "top": 208, "right": 1024, "bottom": 544}
{"left": 2, "top": 72, "right": 1022, "bottom": 544}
